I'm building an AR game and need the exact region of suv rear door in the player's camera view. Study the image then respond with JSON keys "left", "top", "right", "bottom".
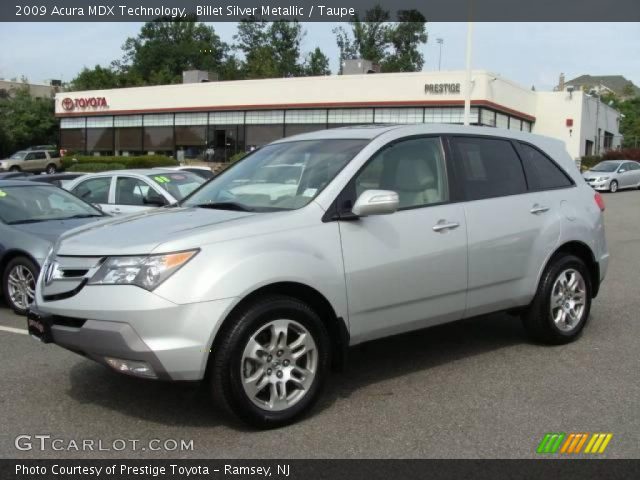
{"left": 448, "top": 135, "right": 562, "bottom": 317}
{"left": 24, "top": 151, "right": 47, "bottom": 172}
{"left": 336, "top": 136, "right": 468, "bottom": 343}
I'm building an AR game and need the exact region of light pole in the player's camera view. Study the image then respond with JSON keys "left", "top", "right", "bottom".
{"left": 436, "top": 38, "right": 444, "bottom": 71}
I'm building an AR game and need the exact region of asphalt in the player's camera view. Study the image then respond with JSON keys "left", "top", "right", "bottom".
{"left": 0, "top": 190, "right": 638, "bottom": 459}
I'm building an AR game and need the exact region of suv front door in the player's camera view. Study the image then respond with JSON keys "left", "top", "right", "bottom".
{"left": 336, "top": 136, "right": 468, "bottom": 343}
{"left": 24, "top": 151, "right": 47, "bottom": 172}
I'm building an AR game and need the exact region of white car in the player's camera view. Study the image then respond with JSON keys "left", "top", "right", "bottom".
{"left": 66, "top": 169, "right": 205, "bottom": 216}
{"left": 155, "top": 166, "right": 215, "bottom": 180}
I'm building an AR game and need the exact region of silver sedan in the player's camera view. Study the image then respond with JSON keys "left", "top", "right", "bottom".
{"left": 582, "top": 160, "right": 640, "bottom": 192}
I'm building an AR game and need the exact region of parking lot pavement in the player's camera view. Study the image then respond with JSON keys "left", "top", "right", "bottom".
{"left": 1, "top": 191, "right": 639, "bottom": 459}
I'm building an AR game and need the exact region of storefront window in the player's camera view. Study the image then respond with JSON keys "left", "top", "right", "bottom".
{"left": 480, "top": 109, "right": 496, "bottom": 127}
{"left": 245, "top": 125, "right": 284, "bottom": 152}
{"left": 496, "top": 113, "right": 509, "bottom": 129}
{"left": 284, "top": 124, "right": 326, "bottom": 137}
{"left": 375, "top": 108, "right": 423, "bottom": 123}
{"left": 115, "top": 127, "right": 143, "bottom": 155}
{"left": 143, "top": 126, "right": 173, "bottom": 155}
{"left": 86, "top": 128, "right": 114, "bottom": 155}
{"left": 60, "top": 129, "right": 85, "bottom": 152}
{"left": 206, "top": 125, "right": 245, "bottom": 162}
{"left": 328, "top": 108, "right": 374, "bottom": 124}
{"left": 509, "top": 118, "right": 522, "bottom": 131}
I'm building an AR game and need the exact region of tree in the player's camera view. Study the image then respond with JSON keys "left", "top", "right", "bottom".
{"left": 0, "top": 87, "right": 57, "bottom": 157}
{"left": 617, "top": 97, "right": 640, "bottom": 148}
{"left": 120, "top": 15, "right": 230, "bottom": 85}
{"left": 380, "top": 10, "right": 427, "bottom": 72}
{"left": 303, "top": 48, "right": 331, "bottom": 76}
{"left": 69, "top": 65, "right": 128, "bottom": 91}
{"left": 234, "top": 19, "right": 305, "bottom": 79}
{"left": 333, "top": 7, "right": 428, "bottom": 73}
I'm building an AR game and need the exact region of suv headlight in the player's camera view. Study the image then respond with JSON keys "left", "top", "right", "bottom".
{"left": 88, "top": 250, "right": 198, "bottom": 291}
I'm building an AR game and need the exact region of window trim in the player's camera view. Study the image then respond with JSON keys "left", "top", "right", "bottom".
{"left": 512, "top": 140, "right": 576, "bottom": 192}
{"left": 323, "top": 134, "right": 458, "bottom": 222}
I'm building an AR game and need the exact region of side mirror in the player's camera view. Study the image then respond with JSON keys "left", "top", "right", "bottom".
{"left": 144, "top": 193, "right": 168, "bottom": 207}
{"left": 92, "top": 203, "right": 102, "bottom": 211}
{"left": 352, "top": 190, "right": 399, "bottom": 217}
{"left": 619, "top": 169, "right": 626, "bottom": 173}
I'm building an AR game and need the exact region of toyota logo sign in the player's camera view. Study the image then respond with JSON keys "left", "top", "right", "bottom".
{"left": 61, "top": 98, "right": 74, "bottom": 111}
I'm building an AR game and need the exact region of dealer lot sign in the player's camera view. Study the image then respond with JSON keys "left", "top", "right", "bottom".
{"left": 424, "top": 83, "right": 461, "bottom": 94}
{"left": 61, "top": 97, "right": 108, "bottom": 111}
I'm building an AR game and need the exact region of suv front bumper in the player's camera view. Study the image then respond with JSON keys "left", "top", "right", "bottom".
{"left": 29, "top": 287, "right": 237, "bottom": 381}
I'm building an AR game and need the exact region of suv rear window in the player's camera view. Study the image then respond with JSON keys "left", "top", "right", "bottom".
{"left": 451, "top": 137, "right": 527, "bottom": 200}
{"left": 518, "top": 143, "right": 573, "bottom": 190}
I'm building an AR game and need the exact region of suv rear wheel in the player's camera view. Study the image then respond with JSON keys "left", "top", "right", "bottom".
{"left": 45, "top": 164, "right": 57, "bottom": 174}
{"left": 210, "top": 295, "right": 330, "bottom": 428}
{"left": 522, "top": 254, "right": 592, "bottom": 344}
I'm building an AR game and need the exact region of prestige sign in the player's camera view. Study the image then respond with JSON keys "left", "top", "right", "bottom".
{"left": 61, "top": 97, "right": 108, "bottom": 111}
{"left": 424, "top": 83, "right": 461, "bottom": 94}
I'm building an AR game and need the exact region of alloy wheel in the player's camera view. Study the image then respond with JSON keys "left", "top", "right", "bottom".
{"left": 549, "top": 268, "right": 587, "bottom": 332}
{"left": 610, "top": 181, "right": 618, "bottom": 193}
{"left": 240, "top": 319, "right": 318, "bottom": 412}
{"left": 7, "top": 264, "right": 36, "bottom": 311}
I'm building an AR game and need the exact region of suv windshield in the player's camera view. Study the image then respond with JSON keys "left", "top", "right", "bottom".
{"left": 9, "top": 151, "right": 27, "bottom": 160}
{"left": 147, "top": 171, "right": 206, "bottom": 200}
{"left": 590, "top": 161, "right": 621, "bottom": 172}
{"left": 0, "top": 185, "right": 103, "bottom": 224}
{"left": 183, "top": 139, "right": 368, "bottom": 212}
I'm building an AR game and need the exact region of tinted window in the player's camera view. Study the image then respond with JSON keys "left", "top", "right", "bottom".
{"left": 72, "top": 177, "right": 111, "bottom": 204}
{"left": 116, "top": 177, "right": 151, "bottom": 206}
{"left": 452, "top": 137, "right": 527, "bottom": 200}
{"left": 24, "top": 153, "right": 36, "bottom": 160}
{"left": 519, "top": 143, "right": 572, "bottom": 190}
{"left": 354, "top": 137, "right": 449, "bottom": 209}
{"left": 629, "top": 162, "right": 640, "bottom": 171}
{"left": 33, "top": 152, "right": 47, "bottom": 160}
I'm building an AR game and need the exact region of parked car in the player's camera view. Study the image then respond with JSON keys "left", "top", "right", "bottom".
{"left": 0, "top": 150, "right": 61, "bottom": 174}
{"left": 25, "top": 172, "right": 87, "bottom": 189}
{"left": 582, "top": 160, "right": 640, "bottom": 192}
{"left": 0, "top": 172, "right": 33, "bottom": 180}
{"left": 26, "top": 145, "right": 57, "bottom": 151}
{"left": 29, "top": 125, "right": 608, "bottom": 428}
{"left": 65, "top": 169, "right": 205, "bottom": 215}
{"left": 0, "top": 180, "right": 106, "bottom": 314}
{"left": 159, "top": 166, "right": 215, "bottom": 180}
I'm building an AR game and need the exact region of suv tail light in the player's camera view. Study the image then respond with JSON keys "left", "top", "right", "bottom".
{"left": 594, "top": 192, "right": 605, "bottom": 212}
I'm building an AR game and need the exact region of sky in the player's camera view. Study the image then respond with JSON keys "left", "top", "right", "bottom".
{"left": 0, "top": 22, "right": 639, "bottom": 91}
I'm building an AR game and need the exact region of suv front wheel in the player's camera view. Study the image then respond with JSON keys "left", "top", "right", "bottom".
{"left": 210, "top": 295, "right": 330, "bottom": 428}
{"left": 522, "top": 254, "right": 592, "bottom": 344}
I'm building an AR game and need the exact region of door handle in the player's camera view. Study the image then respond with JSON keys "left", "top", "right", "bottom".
{"left": 432, "top": 220, "right": 460, "bottom": 232}
{"left": 530, "top": 204, "right": 550, "bottom": 214}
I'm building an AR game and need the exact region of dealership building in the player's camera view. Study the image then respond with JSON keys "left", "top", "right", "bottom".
{"left": 55, "top": 70, "right": 622, "bottom": 162}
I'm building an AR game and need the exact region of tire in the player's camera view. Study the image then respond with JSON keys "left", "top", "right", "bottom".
{"left": 45, "top": 164, "right": 57, "bottom": 174}
{"left": 210, "top": 295, "right": 330, "bottom": 428}
{"left": 522, "top": 254, "right": 592, "bottom": 345}
{"left": 9, "top": 166, "right": 20, "bottom": 172}
{"left": 2, "top": 256, "right": 39, "bottom": 315}
{"left": 609, "top": 180, "right": 618, "bottom": 193}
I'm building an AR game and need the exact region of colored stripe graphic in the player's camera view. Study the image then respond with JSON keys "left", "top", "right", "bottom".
{"left": 537, "top": 433, "right": 565, "bottom": 453}
{"left": 541, "top": 433, "right": 613, "bottom": 454}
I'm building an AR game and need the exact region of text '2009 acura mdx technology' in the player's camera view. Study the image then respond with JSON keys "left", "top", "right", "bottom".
{"left": 28, "top": 125, "right": 609, "bottom": 428}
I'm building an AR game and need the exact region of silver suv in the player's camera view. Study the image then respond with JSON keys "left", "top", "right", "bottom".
{"left": 28, "top": 125, "right": 609, "bottom": 427}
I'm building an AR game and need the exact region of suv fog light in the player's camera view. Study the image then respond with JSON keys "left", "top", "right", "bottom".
{"left": 105, "top": 357, "right": 157, "bottom": 378}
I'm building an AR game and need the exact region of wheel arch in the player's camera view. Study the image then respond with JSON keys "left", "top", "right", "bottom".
{"left": 209, "top": 281, "right": 349, "bottom": 373}
{"left": 545, "top": 241, "right": 601, "bottom": 298}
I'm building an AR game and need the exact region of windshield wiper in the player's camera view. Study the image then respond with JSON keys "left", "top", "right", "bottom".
{"left": 193, "top": 202, "right": 254, "bottom": 212}
{"left": 6, "top": 219, "right": 47, "bottom": 225}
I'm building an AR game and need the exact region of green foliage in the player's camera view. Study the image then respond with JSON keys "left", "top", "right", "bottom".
{"left": 68, "top": 162, "right": 126, "bottom": 172}
{"left": 617, "top": 97, "right": 640, "bottom": 148}
{"left": 234, "top": 19, "right": 305, "bottom": 79}
{"left": 62, "top": 155, "right": 178, "bottom": 170}
{"left": 229, "top": 151, "right": 248, "bottom": 163}
{"left": 303, "top": 48, "right": 331, "bottom": 76}
{"left": 0, "top": 87, "right": 57, "bottom": 157}
{"left": 334, "top": 7, "right": 428, "bottom": 73}
{"left": 580, "top": 155, "right": 602, "bottom": 170}
{"left": 68, "top": 65, "right": 130, "bottom": 91}
{"left": 120, "top": 15, "right": 230, "bottom": 85}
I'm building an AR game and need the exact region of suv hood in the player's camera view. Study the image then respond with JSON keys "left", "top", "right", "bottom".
{"left": 56, "top": 207, "right": 254, "bottom": 256}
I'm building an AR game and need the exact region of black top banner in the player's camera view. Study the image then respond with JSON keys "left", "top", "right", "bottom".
{"left": 2, "top": 0, "right": 640, "bottom": 22}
